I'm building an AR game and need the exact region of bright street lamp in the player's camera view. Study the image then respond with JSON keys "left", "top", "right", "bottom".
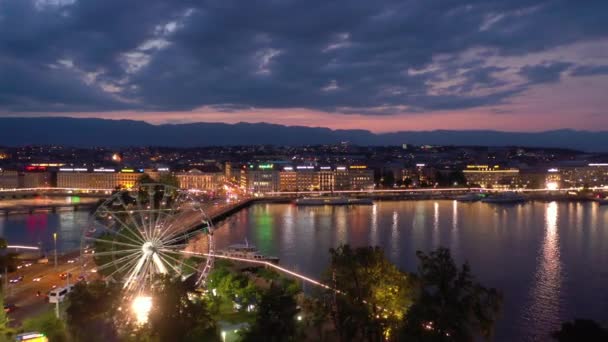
{"left": 53, "top": 233, "right": 58, "bottom": 269}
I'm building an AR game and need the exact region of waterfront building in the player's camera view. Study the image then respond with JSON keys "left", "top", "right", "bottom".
{"left": 463, "top": 165, "right": 520, "bottom": 189}
{"left": 175, "top": 169, "right": 224, "bottom": 191}
{"left": 295, "top": 166, "right": 318, "bottom": 191}
{"left": 0, "top": 170, "right": 19, "bottom": 189}
{"left": 318, "top": 168, "right": 335, "bottom": 191}
{"left": 348, "top": 166, "right": 375, "bottom": 190}
{"left": 21, "top": 171, "right": 54, "bottom": 188}
{"left": 240, "top": 164, "right": 279, "bottom": 193}
{"left": 57, "top": 168, "right": 142, "bottom": 189}
{"left": 555, "top": 163, "right": 608, "bottom": 187}
{"left": 279, "top": 167, "right": 297, "bottom": 191}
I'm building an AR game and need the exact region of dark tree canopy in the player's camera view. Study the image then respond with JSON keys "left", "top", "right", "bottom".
{"left": 552, "top": 319, "right": 608, "bottom": 342}
{"left": 242, "top": 284, "right": 299, "bottom": 342}
{"left": 400, "top": 248, "right": 502, "bottom": 342}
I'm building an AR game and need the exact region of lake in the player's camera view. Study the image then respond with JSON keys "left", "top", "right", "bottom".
{"left": 1, "top": 200, "right": 607, "bottom": 340}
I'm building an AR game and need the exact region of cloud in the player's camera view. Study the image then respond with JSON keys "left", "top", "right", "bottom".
{"left": 0, "top": 0, "right": 607, "bottom": 115}
{"left": 519, "top": 62, "right": 573, "bottom": 84}
{"left": 570, "top": 64, "right": 608, "bottom": 77}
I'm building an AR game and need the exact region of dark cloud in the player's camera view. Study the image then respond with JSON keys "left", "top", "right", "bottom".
{"left": 519, "top": 62, "right": 573, "bottom": 84}
{"left": 570, "top": 65, "right": 608, "bottom": 77}
{"left": 0, "top": 0, "right": 607, "bottom": 114}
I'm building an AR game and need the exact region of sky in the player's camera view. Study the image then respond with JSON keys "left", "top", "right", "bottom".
{"left": 1, "top": 0, "right": 607, "bottom": 133}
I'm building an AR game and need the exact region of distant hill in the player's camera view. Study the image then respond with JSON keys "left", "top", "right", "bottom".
{"left": 0, "top": 117, "right": 607, "bottom": 151}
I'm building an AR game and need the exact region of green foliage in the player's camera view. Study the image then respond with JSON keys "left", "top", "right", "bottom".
{"left": 65, "top": 281, "right": 122, "bottom": 341}
{"left": 324, "top": 245, "right": 414, "bottom": 342}
{"left": 22, "top": 310, "right": 68, "bottom": 342}
{"left": 241, "top": 284, "right": 299, "bottom": 342}
{"left": 552, "top": 319, "right": 608, "bottom": 342}
{"left": 0, "top": 294, "right": 13, "bottom": 340}
{"left": 136, "top": 173, "right": 155, "bottom": 185}
{"left": 400, "top": 247, "right": 502, "bottom": 342}
{"left": 148, "top": 276, "right": 220, "bottom": 341}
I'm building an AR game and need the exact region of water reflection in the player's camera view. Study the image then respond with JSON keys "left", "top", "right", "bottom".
{"left": 391, "top": 210, "right": 399, "bottom": 258}
{"left": 526, "top": 202, "right": 562, "bottom": 340}
{"left": 370, "top": 204, "right": 378, "bottom": 246}
{"left": 451, "top": 200, "right": 459, "bottom": 251}
{"left": 432, "top": 201, "right": 439, "bottom": 247}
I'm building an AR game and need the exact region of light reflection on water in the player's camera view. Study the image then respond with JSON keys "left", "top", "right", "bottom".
{"left": 212, "top": 201, "right": 608, "bottom": 341}
{"left": 1, "top": 201, "right": 607, "bottom": 341}
{"left": 522, "top": 202, "right": 562, "bottom": 340}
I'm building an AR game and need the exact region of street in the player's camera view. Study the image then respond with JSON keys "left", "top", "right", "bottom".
{"left": 5, "top": 253, "right": 81, "bottom": 325}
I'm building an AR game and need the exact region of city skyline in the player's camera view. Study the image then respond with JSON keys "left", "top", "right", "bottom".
{"left": 1, "top": 0, "right": 607, "bottom": 132}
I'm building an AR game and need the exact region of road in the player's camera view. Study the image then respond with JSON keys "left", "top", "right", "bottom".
{"left": 2, "top": 195, "right": 248, "bottom": 325}
{"left": 4, "top": 253, "right": 82, "bottom": 325}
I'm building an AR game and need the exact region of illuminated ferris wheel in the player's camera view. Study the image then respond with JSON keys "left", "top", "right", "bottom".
{"left": 80, "top": 183, "right": 215, "bottom": 297}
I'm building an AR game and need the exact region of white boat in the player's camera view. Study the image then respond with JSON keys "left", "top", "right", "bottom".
{"left": 481, "top": 192, "right": 526, "bottom": 204}
{"left": 294, "top": 197, "right": 373, "bottom": 206}
{"left": 455, "top": 193, "right": 482, "bottom": 202}
{"left": 217, "top": 241, "right": 279, "bottom": 264}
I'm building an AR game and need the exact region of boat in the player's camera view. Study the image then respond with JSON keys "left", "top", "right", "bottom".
{"left": 294, "top": 196, "right": 373, "bottom": 206}
{"left": 217, "top": 241, "right": 279, "bottom": 264}
{"left": 595, "top": 198, "right": 608, "bottom": 205}
{"left": 481, "top": 192, "right": 526, "bottom": 204}
{"left": 455, "top": 193, "right": 482, "bottom": 202}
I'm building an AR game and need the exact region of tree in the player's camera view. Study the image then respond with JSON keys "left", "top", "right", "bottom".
{"left": 324, "top": 245, "right": 414, "bottom": 342}
{"left": 136, "top": 173, "right": 155, "bottom": 185}
{"left": 66, "top": 281, "right": 122, "bottom": 341}
{"left": 400, "top": 248, "right": 502, "bottom": 342}
{"left": 22, "top": 311, "right": 68, "bottom": 342}
{"left": 242, "top": 284, "right": 299, "bottom": 342}
{"left": 158, "top": 174, "right": 180, "bottom": 188}
{"left": 552, "top": 319, "right": 608, "bottom": 342}
{"left": 147, "top": 276, "right": 219, "bottom": 341}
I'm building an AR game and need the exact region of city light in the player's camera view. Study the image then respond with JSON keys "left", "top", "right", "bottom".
{"left": 546, "top": 182, "right": 559, "bottom": 191}
{"left": 131, "top": 296, "right": 153, "bottom": 325}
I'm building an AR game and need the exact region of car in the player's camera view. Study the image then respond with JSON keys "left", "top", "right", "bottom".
{"left": 59, "top": 272, "right": 72, "bottom": 280}
{"left": 24, "top": 262, "right": 33, "bottom": 268}
{"left": 9, "top": 276, "right": 24, "bottom": 283}
{"left": 3, "top": 304, "right": 17, "bottom": 313}
{"left": 67, "top": 259, "right": 77, "bottom": 264}
{"left": 33, "top": 276, "right": 43, "bottom": 282}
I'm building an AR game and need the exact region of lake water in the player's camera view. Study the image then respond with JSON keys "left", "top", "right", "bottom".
{"left": 1, "top": 201, "right": 607, "bottom": 340}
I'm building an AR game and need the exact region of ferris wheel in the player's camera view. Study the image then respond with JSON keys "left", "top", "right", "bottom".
{"left": 80, "top": 183, "right": 215, "bottom": 296}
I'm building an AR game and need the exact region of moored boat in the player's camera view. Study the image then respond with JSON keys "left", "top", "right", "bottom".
{"left": 217, "top": 241, "right": 279, "bottom": 264}
{"left": 481, "top": 192, "right": 526, "bottom": 204}
{"left": 294, "top": 196, "right": 373, "bottom": 206}
{"left": 455, "top": 193, "right": 482, "bottom": 202}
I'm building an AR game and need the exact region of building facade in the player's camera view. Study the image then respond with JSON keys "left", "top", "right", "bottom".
{"left": 462, "top": 165, "right": 520, "bottom": 189}
{"left": 175, "top": 169, "right": 224, "bottom": 191}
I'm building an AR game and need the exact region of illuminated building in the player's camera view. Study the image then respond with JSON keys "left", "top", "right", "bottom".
{"left": 348, "top": 166, "right": 375, "bottom": 190}
{"left": 175, "top": 169, "right": 224, "bottom": 191}
{"left": 0, "top": 170, "right": 19, "bottom": 189}
{"left": 279, "top": 167, "right": 297, "bottom": 191}
{"left": 295, "top": 166, "right": 318, "bottom": 191}
{"left": 556, "top": 163, "right": 608, "bottom": 187}
{"left": 57, "top": 168, "right": 142, "bottom": 189}
{"left": 462, "top": 165, "right": 520, "bottom": 189}
{"left": 240, "top": 164, "right": 279, "bottom": 193}
{"left": 318, "top": 168, "right": 335, "bottom": 191}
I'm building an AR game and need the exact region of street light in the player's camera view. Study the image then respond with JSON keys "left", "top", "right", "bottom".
{"left": 53, "top": 232, "right": 57, "bottom": 269}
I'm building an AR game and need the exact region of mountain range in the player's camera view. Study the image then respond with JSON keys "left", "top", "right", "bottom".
{"left": 0, "top": 117, "right": 607, "bottom": 152}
